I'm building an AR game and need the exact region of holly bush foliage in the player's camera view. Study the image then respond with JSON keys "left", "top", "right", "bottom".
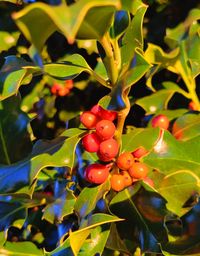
{"left": 0, "top": 0, "right": 200, "bottom": 255}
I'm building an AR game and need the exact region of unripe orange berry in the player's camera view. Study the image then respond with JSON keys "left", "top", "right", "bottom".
{"left": 84, "top": 164, "right": 109, "bottom": 184}
{"left": 132, "top": 147, "right": 148, "bottom": 159}
{"left": 116, "top": 152, "right": 135, "bottom": 171}
{"left": 121, "top": 170, "right": 132, "bottom": 187}
{"left": 80, "top": 111, "right": 99, "bottom": 129}
{"left": 151, "top": 114, "right": 169, "bottom": 130}
{"left": 98, "top": 138, "right": 119, "bottom": 162}
{"left": 82, "top": 132, "right": 101, "bottom": 152}
{"left": 96, "top": 120, "right": 116, "bottom": 140}
{"left": 110, "top": 174, "right": 125, "bottom": 192}
{"left": 128, "top": 162, "right": 149, "bottom": 179}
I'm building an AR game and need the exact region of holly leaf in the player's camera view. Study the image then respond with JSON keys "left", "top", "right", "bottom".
{"left": 0, "top": 96, "right": 32, "bottom": 165}
{"left": 74, "top": 180, "right": 110, "bottom": 219}
{"left": 42, "top": 181, "right": 76, "bottom": 224}
{"left": 0, "top": 56, "right": 40, "bottom": 101}
{"left": 143, "top": 130, "right": 200, "bottom": 176}
{"left": 13, "top": 0, "right": 119, "bottom": 50}
{"left": 172, "top": 112, "right": 200, "bottom": 141}
{"left": 0, "top": 241, "right": 43, "bottom": 255}
{"left": 0, "top": 128, "right": 85, "bottom": 195}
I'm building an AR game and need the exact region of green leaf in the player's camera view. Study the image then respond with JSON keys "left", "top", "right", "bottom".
{"left": 48, "top": 213, "right": 122, "bottom": 256}
{"left": 0, "top": 96, "right": 32, "bottom": 165}
{"left": 42, "top": 183, "right": 76, "bottom": 224}
{"left": 0, "top": 56, "right": 39, "bottom": 101}
{"left": 0, "top": 200, "right": 26, "bottom": 232}
{"left": 78, "top": 225, "right": 110, "bottom": 256}
{"left": 0, "top": 241, "right": 43, "bottom": 255}
{"left": 44, "top": 54, "right": 91, "bottom": 80}
{"left": 0, "top": 128, "right": 85, "bottom": 195}
{"left": 121, "top": 5, "right": 147, "bottom": 71}
{"left": 143, "top": 130, "right": 200, "bottom": 176}
{"left": 124, "top": 50, "right": 151, "bottom": 87}
{"left": 144, "top": 43, "right": 179, "bottom": 67}
{"left": 74, "top": 180, "right": 110, "bottom": 219}
{"left": 13, "top": 0, "right": 119, "bottom": 50}
{"left": 0, "top": 31, "right": 20, "bottom": 53}
{"left": 136, "top": 81, "right": 189, "bottom": 114}
{"left": 121, "top": 128, "right": 160, "bottom": 153}
{"left": 136, "top": 90, "right": 175, "bottom": 114}
{"left": 109, "top": 185, "right": 169, "bottom": 252}
{"left": 172, "top": 113, "right": 200, "bottom": 141}
{"left": 120, "top": 0, "right": 145, "bottom": 14}
{"left": 110, "top": 10, "right": 130, "bottom": 39}
{"left": 157, "top": 170, "right": 200, "bottom": 216}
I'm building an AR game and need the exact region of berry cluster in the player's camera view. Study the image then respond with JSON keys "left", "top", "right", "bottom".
{"left": 80, "top": 105, "right": 119, "bottom": 185}
{"left": 80, "top": 105, "right": 153, "bottom": 192}
{"left": 110, "top": 149, "right": 150, "bottom": 192}
{"left": 51, "top": 80, "right": 73, "bottom": 97}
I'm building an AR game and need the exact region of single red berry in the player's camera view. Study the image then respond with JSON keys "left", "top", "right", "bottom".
{"left": 99, "top": 108, "right": 117, "bottom": 121}
{"left": 80, "top": 111, "right": 99, "bottom": 129}
{"left": 132, "top": 147, "right": 148, "bottom": 159}
{"left": 58, "top": 86, "right": 70, "bottom": 96}
{"left": 151, "top": 114, "right": 169, "bottom": 130}
{"left": 96, "top": 119, "right": 116, "bottom": 140}
{"left": 188, "top": 101, "right": 198, "bottom": 111}
{"left": 98, "top": 138, "right": 119, "bottom": 162}
{"left": 91, "top": 104, "right": 117, "bottom": 121}
{"left": 128, "top": 162, "right": 149, "bottom": 179}
{"left": 116, "top": 152, "right": 135, "bottom": 171}
{"left": 121, "top": 170, "right": 132, "bottom": 187}
{"left": 110, "top": 174, "right": 125, "bottom": 192}
{"left": 65, "top": 79, "right": 73, "bottom": 89}
{"left": 84, "top": 164, "right": 109, "bottom": 184}
{"left": 82, "top": 132, "right": 101, "bottom": 152}
{"left": 91, "top": 104, "right": 101, "bottom": 116}
{"left": 51, "top": 83, "right": 61, "bottom": 95}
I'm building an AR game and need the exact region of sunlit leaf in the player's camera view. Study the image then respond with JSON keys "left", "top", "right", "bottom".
{"left": 74, "top": 180, "right": 110, "bottom": 219}
{"left": 13, "top": 0, "right": 119, "bottom": 50}
{"left": 0, "top": 31, "right": 20, "bottom": 53}
{"left": 0, "top": 241, "right": 43, "bottom": 255}
{"left": 143, "top": 130, "right": 200, "bottom": 176}
{"left": 172, "top": 112, "right": 200, "bottom": 141}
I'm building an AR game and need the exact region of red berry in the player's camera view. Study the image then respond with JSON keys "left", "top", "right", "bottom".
{"left": 110, "top": 174, "right": 125, "bottom": 192}
{"left": 116, "top": 152, "right": 135, "bottom": 171}
{"left": 132, "top": 147, "right": 148, "bottom": 159}
{"left": 91, "top": 104, "right": 117, "bottom": 121}
{"left": 128, "top": 162, "right": 149, "bottom": 179}
{"left": 58, "top": 86, "right": 70, "bottom": 96}
{"left": 82, "top": 132, "right": 101, "bottom": 152}
{"left": 84, "top": 164, "right": 109, "bottom": 184}
{"left": 98, "top": 138, "right": 119, "bottom": 162}
{"left": 80, "top": 111, "right": 99, "bottom": 129}
{"left": 151, "top": 114, "right": 169, "bottom": 130}
{"left": 91, "top": 104, "right": 101, "bottom": 116}
{"left": 121, "top": 170, "right": 132, "bottom": 187}
{"left": 65, "top": 79, "right": 73, "bottom": 89}
{"left": 188, "top": 101, "right": 198, "bottom": 111}
{"left": 51, "top": 83, "right": 61, "bottom": 95}
{"left": 96, "top": 120, "right": 116, "bottom": 140}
